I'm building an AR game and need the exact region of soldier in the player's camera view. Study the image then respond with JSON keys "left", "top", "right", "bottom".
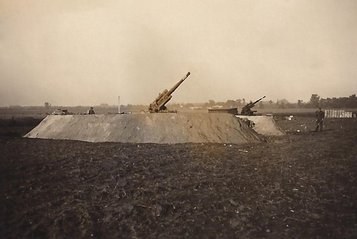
{"left": 315, "top": 107, "right": 325, "bottom": 131}
{"left": 88, "top": 107, "right": 95, "bottom": 115}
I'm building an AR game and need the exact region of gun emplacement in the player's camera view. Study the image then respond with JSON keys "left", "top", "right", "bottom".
{"left": 241, "top": 96, "right": 266, "bottom": 116}
{"left": 148, "top": 72, "right": 190, "bottom": 113}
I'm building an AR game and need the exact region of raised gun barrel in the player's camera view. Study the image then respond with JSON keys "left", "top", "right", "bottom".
{"left": 167, "top": 72, "right": 190, "bottom": 96}
{"left": 241, "top": 96, "right": 266, "bottom": 115}
{"left": 251, "top": 95, "right": 266, "bottom": 106}
{"left": 149, "top": 72, "right": 190, "bottom": 113}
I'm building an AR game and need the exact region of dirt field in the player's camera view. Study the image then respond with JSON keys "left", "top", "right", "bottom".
{"left": 0, "top": 116, "right": 356, "bottom": 238}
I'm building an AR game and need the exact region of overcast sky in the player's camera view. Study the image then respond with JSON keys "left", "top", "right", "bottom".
{"left": 0, "top": 0, "right": 356, "bottom": 106}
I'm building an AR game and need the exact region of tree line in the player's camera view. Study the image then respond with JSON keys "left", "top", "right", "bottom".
{"left": 181, "top": 94, "right": 357, "bottom": 109}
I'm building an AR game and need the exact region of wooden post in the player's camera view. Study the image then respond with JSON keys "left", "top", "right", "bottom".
{"left": 118, "top": 96, "right": 121, "bottom": 114}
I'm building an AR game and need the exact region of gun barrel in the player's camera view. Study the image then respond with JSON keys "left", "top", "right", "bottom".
{"left": 252, "top": 96, "right": 266, "bottom": 105}
{"left": 167, "top": 72, "right": 190, "bottom": 95}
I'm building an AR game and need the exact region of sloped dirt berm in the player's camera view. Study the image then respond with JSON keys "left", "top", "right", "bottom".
{"left": 25, "top": 113, "right": 264, "bottom": 144}
{"left": 236, "top": 115, "right": 285, "bottom": 136}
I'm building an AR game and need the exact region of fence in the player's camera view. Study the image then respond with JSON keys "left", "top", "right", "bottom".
{"left": 325, "top": 109, "right": 354, "bottom": 118}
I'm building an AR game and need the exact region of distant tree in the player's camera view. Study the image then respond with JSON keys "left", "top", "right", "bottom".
{"left": 235, "top": 99, "right": 242, "bottom": 107}
{"left": 347, "top": 94, "right": 357, "bottom": 108}
{"left": 208, "top": 100, "right": 215, "bottom": 107}
{"left": 309, "top": 94, "right": 320, "bottom": 107}
{"left": 44, "top": 102, "right": 51, "bottom": 108}
{"left": 225, "top": 100, "right": 236, "bottom": 108}
{"left": 318, "top": 94, "right": 357, "bottom": 108}
{"left": 277, "top": 99, "right": 289, "bottom": 109}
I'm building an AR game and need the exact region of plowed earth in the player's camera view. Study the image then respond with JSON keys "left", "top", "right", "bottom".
{"left": 0, "top": 117, "right": 356, "bottom": 238}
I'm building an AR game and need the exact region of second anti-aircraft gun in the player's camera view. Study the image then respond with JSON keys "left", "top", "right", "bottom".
{"left": 148, "top": 72, "right": 190, "bottom": 113}
{"left": 241, "top": 96, "right": 266, "bottom": 116}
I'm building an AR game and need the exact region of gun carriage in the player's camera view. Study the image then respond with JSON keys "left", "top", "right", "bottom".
{"left": 241, "top": 96, "right": 266, "bottom": 116}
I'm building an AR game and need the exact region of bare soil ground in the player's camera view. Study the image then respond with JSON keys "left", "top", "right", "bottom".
{"left": 0, "top": 117, "right": 356, "bottom": 238}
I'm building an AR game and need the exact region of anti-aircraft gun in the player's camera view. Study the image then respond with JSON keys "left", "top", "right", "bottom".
{"left": 148, "top": 72, "right": 190, "bottom": 113}
{"left": 241, "top": 96, "right": 266, "bottom": 116}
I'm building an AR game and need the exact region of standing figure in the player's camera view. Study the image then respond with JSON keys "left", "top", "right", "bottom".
{"left": 315, "top": 107, "right": 325, "bottom": 131}
{"left": 88, "top": 107, "right": 95, "bottom": 115}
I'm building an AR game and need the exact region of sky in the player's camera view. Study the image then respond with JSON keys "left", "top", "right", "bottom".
{"left": 0, "top": 0, "right": 356, "bottom": 106}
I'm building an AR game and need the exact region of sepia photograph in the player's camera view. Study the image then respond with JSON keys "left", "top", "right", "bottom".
{"left": 1, "top": 0, "right": 356, "bottom": 238}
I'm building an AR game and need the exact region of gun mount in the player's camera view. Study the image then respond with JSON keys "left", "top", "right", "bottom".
{"left": 241, "top": 96, "right": 266, "bottom": 116}
{"left": 149, "top": 72, "right": 190, "bottom": 113}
